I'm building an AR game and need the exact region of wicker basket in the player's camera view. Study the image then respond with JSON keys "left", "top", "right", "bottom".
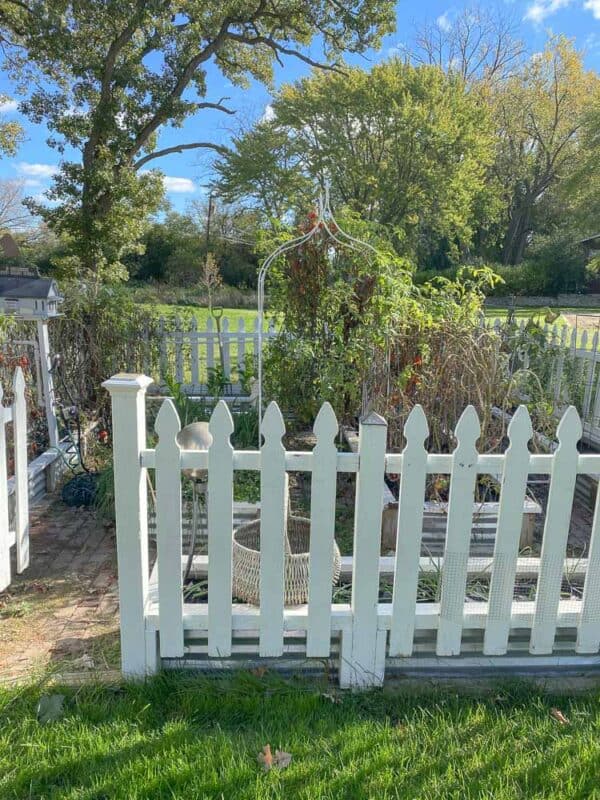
{"left": 232, "top": 515, "right": 341, "bottom": 606}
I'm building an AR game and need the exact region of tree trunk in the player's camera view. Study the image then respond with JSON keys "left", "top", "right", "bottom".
{"left": 502, "top": 196, "right": 533, "bottom": 266}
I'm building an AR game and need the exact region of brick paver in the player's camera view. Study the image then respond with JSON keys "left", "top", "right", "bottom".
{"left": 0, "top": 497, "right": 123, "bottom": 682}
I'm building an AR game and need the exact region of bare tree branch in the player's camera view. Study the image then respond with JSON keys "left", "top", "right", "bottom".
{"left": 134, "top": 141, "right": 229, "bottom": 169}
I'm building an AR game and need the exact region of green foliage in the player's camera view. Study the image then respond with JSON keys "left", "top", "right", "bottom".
{"left": 0, "top": 94, "right": 23, "bottom": 157}
{"left": 1, "top": 1, "right": 395, "bottom": 278}
{"left": 217, "top": 59, "right": 494, "bottom": 268}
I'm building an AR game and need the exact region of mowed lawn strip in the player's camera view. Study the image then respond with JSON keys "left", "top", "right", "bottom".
{"left": 1, "top": 672, "right": 600, "bottom": 799}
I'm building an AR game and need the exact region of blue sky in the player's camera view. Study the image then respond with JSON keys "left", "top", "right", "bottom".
{"left": 0, "top": 0, "right": 598, "bottom": 215}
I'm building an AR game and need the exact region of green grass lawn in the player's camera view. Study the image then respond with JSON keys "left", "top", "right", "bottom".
{"left": 2, "top": 672, "right": 600, "bottom": 799}
{"left": 485, "top": 306, "right": 600, "bottom": 349}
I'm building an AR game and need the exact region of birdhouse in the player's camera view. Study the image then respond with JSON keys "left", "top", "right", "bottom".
{"left": 0, "top": 234, "right": 62, "bottom": 321}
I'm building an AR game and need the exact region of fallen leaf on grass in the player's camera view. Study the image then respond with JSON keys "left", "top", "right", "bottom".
{"left": 321, "top": 692, "right": 341, "bottom": 704}
{"left": 550, "top": 707, "right": 570, "bottom": 725}
{"left": 37, "top": 694, "right": 65, "bottom": 724}
{"left": 257, "top": 744, "right": 292, "bottom": 771}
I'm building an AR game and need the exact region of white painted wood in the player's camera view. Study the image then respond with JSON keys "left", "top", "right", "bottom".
{"left": 437, "top": 406, "right": 480, "bottom": 656}
{"left": 0, "top": 382, "right": 10, "bottom": 591}
{"left": 158, "top": 317, "right": 167, "bottom": 381}
{"left": 484, "top": 406, "right": 533, "bottom": 655}
{"left": 155, "top": 399, "right": 184, "bottom": 658}
{"left": 12, "top": 368, "right": 29, "bottom": 573}
{"left": 102, "top": 373, "right": 154, "bottom": 675}
{"left": 208, "top": 401, "right": 234, "bottom": 657}
{"left": 174, "top": 316, "right": 184, "bottom": 383}
{"left": 259, "top": 402, "right": 287, "bottom": 657}
{"left": 206, "top": 316, "right": 215, "bottom": 371}
{"left": 350, "top": 412, "right": 387, "bottom": 686}
{"left": 530, "top": 406, "right": 581, "bottom": 654}
{"left": 553, "top": 327, "right": 567, "bottom": 403}
{"left": 36, "top": 320, "right": 59, "bottom": 448}
{"left": 221, "top": 317, "right": 230, "bottom": 378}
{"left": 190, "top": 316, "right": 199, "bottom": 387}
{"left": 583, "top": 332, "right": 598, "bottom": 419}
{"left": 237, "top": 318, "right": 246, "bottom": 374}
{"left": 389, "top": 405, "right": 428, "bottom": 656}
{"left": 576, "top": 473, "right": 600, "bottom": 653}
{"left": 307, "top": 402, "right": 339, "bottom": 657}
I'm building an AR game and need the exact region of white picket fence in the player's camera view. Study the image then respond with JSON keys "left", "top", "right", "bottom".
{"left": 486, "top": 316, "right": 600, "bottom": 447}
{"left": 0, "top": 367, "right": 29, "bottom": 591}
{"left": 104, "top": 373, "right": 600, "bottom": 687}
{"left": 153, "top": 316, "right": 276, "bottom": 395}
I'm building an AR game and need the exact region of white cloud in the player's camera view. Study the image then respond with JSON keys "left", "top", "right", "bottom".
{"left": 162, "top": 175, "right": 196, "bottom": 193}
{"left": 261, "top": 104, "right": 276, "bottom": 122}
{"left": 0, "top": 99, "right": 18, "bottom": 114}
{"left": 437, "top": 11, "right": 452, "bottom": 31}
{"left": 16, "top": 162, "right": 59, "bottom": 179}
{"left": 584, "top": 0, "right": 600, "bottom": 19}
{"left": 524, "top": 0, "right": 573, "bottom": 24}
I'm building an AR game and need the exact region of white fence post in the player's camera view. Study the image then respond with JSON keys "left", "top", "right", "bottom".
{"left": 103, "top": 373, "right": 153, "bottom": 676}
{"left": 208, "top": 401, "right": 234, "bottom": 657}
{"left": 155, "top": 399, "right": 184, "bottom": 659}
{"left": 437, "top": 406, "right": 480, "bottom": 657}
{"left": 389, "top": 405, "right": 429, "bottom": 657}
{"left": 259, "top": 402, "right": 287, "bottom": 657}
{"left": 576, "top": 474, "right": 600, "bottom": 653}
{"left": 12, "top": 368, "right": 29, "bottom": 574}
{"left": 0, "top": 380, "right": 10, "bottom": 590}
{"left": 483, "top": 406, "right": 533, "bottom": 655}
{"left": 530, "top": 406, "right": 581, "bottom": 654}
{"left": 350, "top": 411, "right": 387, "bottom": 687}
{"left": 307, "top": 402, "right": 338, "bottom": 657}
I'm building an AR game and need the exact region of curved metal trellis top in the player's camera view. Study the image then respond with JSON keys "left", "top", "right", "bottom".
{"left": 256, "top": 185, "right": 380, "bottom": 439}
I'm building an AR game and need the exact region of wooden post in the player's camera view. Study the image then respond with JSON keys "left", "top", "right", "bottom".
{"left": 350, "top": 411, "right": 387, "bottom": 687}
{"left": 12, "top": 367, "right": 29, "bottom": 573}
{"left": 37, "top": 320, "right": 59, "bottom": 449}
{"left": 102, "top": 373, "right": 153, "bottom": 676}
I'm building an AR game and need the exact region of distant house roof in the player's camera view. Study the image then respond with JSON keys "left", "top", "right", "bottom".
{"left": 0, "top": 276, "right": 60, "bottom": 299}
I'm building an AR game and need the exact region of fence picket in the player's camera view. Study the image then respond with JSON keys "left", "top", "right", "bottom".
{"left": 553, "top": 327, "right": 567, "bottom": 403}
{"left": 389, "top": 405, "right": 429, "bottom": 657}
{"left": 221, "top": 317, "right": 230, "bottom": 378}
{"left": 206, "top": 316, "right": 215, "bottom": 371}
{"left": 159, "top": 317, "right": 167, "bottom": 382}
{"left": 530, "top": 406, "right": 581, "bottom": 654}
{"left": 190, "top": 316, "right": 199, "bottom": 388}
{"left": 259, "top": 402, "right": 287, "bottom": 657}
{"left": 155, "top": 399, "right": 184, "bottom": 658}
{"left": 350, "top": 412, "right": 387, "bottom": 686}
{"left": 576, "top": 476, "right": 600, "bottom": 653}
{"left": 208, "top": 401, "right": 235, "bottom": 657}
{"left": 437, "top": 406, "right": 480, "bottom": 656}
{"left": 174, "top": 316, "right": 184, "bottom": 383}
{"left": 12, "top": 368, "right": 29, "bottom": 573}
{"left": 306, "top": 402, "right": 339, "bottom": 657}
{"left": 483, "top": 406, "right": 533, "bottom": 655}
{"left": 237, "top": 318, "right": 246, "bottom": 375}
{"left": 582, "top": 332, "right": 598, "bottom": 420}
{"left": 0, "top": 383, "right": 9, "bottom": 590}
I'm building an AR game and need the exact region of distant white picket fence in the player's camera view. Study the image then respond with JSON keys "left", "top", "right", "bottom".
{"left": 152, "top": 316, "right": 276, "bottom": 396}
{"left": 105, "top": 373, "right": 600, "bottom": 687}
{"left": 486, "top": 316, "right": 600, "bottom": 447}
{"left": 0, "top": 367, "right": 29, "bottom": 591}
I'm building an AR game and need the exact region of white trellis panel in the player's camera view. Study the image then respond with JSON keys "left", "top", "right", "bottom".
{"left": 389, "top": 405, "right": 428, "bottom": 657}
{"left": 530, "top": 406, "right": 581, "bottom": 654}
{"left": 306, "top": 402, "right": 339, "bottom": 657}
{"left": 259, "top": 402, "right": 287, "bottom": 657}
{"left": 437, "top": 406, "right": 480, "bottom": 656}
{"left": 155, "top": 399, "right": 184, "bottom": 658}
{"left": 207, "top": 401, "right": 235, "bottom": 657}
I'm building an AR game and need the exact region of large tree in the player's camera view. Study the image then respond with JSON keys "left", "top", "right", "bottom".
{"left": 0, "top": 0, "right": 395, "bottom": 279}
{"left": 216, "top": 60, "right": 495, "bottom": 267}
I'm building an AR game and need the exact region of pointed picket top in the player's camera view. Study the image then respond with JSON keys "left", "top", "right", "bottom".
{"left": 592, "top": 331, "right": 598, "bottom": 352}
{"left": 559, "top": 326, "right": 567, "bottom": 346}
{"left": 262, "top": 401, "right": 286, "bottom": 443}
{"left": 507, "top": 405, "right": 533, "bottom": 447}
{"left": 403, "top": 404, "right": 429, "bottom": 449}
{"left": 569, "top": 328, "right": 577, "bottom": 350}
{"left": 190, "top": 315, "right": 197, "bottom": 331}
{"left": 360, "top": 410, "right": 387, "bottom": 427}
{"left": 581, "top": 330, "right": 589, "bottom": 349}
{"left": 155, "top": 398, "right": 181, "bottom": 440}
{"left": 222, "top": 316, "right": 230, "bottom": 332}
{"left": 313, "top": 401, "right": 338, "bottom": 441}
{"left": 207, "top": 316, "right": 214, "bottom": 331}
{"left": 174, "top": 314, "right": 182, "bottom": 330}
{"left": 12, "top": 366, "right": 25, "bottom": 397}
{"left": 453, "top": 405, "right": 480, "bottom": 451}
{"left": 556, "top": 405, "right": 582, "bottom": 446}
{"left": 238, "top": 317, "right": 245, "bottom": 332}
{"left": 209, "top": 399, "right": 234, "bottom": 439}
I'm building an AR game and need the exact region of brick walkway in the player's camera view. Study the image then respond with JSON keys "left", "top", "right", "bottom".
{"left": 0, "top": 498, "right": 121, "bottom": 683}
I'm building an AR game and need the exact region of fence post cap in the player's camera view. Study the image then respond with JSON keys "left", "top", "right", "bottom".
{"left": 102, "top": 373, "right": 154, "bottom": 394}
{"left": 359, "top": 411, "right": 387, "bottom": 427}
